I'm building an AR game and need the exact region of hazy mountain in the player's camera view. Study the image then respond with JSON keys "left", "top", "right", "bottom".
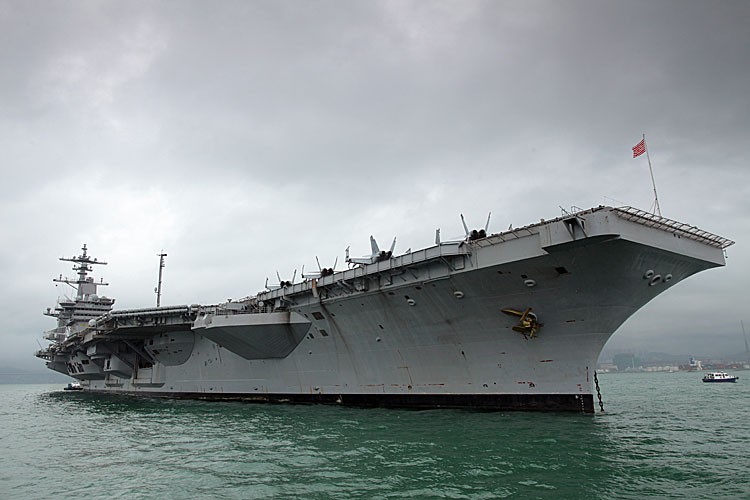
{"left": 604, "top": 330, "right": 747, "bottom": 359}
{"left": 0, "top": 362, "right": 70, "bottom": 384}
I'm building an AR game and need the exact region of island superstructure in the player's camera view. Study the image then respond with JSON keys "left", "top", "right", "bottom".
{"left": 40, "top": 245, "right": 115, "bottom": 375}
{"left": 35, "top": 206, "right": 733, "bottom": 412}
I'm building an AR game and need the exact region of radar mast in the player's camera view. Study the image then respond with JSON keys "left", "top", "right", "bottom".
{"left": 54, "top": 244, "right": 109, "bottom": 301}
{"left": 155, "top": 252, "right": 167, "bottom": 307}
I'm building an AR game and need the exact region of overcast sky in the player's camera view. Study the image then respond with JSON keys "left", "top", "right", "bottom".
{"left": 2, "top": 0, "right": 749, "bottom": 370}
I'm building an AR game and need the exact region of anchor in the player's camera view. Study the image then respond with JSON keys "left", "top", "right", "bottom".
{"left": 502, "top": 307, "right": 541, "bottom": 338}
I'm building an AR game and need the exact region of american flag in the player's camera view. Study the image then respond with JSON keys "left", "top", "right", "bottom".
{"left": 632, "top": 138, "right": 646, "bottom": 158}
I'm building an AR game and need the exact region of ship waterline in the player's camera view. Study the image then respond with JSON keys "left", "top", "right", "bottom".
{"left": 36, "top": 206, "right": 733, "bottom": 412}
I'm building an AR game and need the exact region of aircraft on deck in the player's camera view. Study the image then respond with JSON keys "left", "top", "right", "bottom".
{"left": 346, "top": 236, "right": 396, "bottom": 266}
{"left": 265, "top": 270, "right": 296, "bottom": 290}
{"left": 302, "top": 256, "right": 338, "bottom": 279}
{"left": 435, "top": 212, "right": 492, "bottom": 244}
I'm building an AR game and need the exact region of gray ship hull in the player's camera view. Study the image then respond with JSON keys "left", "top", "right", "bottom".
{"left": 40, "top": 207, "right": 732, "bottom": 412}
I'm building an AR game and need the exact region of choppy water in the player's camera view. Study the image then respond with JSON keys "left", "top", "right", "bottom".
{"left": 1, "top": 371, "right": 748, "bottom": 499}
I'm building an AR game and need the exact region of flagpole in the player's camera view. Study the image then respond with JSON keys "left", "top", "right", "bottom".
{"left": 643, "top": 133, "right": 662, "bottom": 217}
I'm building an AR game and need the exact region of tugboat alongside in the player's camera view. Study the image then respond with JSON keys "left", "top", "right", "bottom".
{"left": 35, "top": 206, "right": 734, "bottom": 412}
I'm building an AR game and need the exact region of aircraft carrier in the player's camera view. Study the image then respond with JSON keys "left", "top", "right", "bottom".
{"left": 36, "top": 206, "right": 733, "bottom": 412}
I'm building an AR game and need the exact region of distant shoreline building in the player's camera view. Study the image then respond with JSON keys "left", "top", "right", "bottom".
{"left": 613, "top": 353, "right": 641, "bottom": 371}
{"left": 685, "top": 357, "right": 703, "bottom": 371}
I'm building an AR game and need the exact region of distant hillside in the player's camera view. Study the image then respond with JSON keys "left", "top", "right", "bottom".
{"left": 599, "top": 347, "right": 750, "bottom": 366}
{"left": 0, "top": 365, "right": 70, "bottom": 384}
{"left": 603, "top": 331, "right": 747, "bottom": 359}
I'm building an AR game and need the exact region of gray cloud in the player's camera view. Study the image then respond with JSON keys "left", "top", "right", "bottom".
{"left": 2, "top": 0, "right": 749, "bottom": 369}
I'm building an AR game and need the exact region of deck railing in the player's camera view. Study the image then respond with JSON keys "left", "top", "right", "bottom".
{"left": 614, "top": 206, "right": 734, "bottom": 249}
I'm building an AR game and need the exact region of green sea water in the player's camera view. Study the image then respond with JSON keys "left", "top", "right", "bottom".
{"left": 1, "top": 371, "right": 748, "bottom": 499}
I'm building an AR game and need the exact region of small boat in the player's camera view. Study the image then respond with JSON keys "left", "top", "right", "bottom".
{"left": 702, "top": 372, "right": 739, "bottom": 383}
{"left": 63, "top": 382, "right": 83, "bottom": 391}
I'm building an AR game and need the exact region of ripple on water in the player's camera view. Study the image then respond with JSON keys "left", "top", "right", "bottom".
{"left": 1, "top": 375, "right": 749, "bottom": 499}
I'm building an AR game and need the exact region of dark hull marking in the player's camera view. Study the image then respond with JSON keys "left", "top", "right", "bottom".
{"left": 84, "top": 390, "right": 595, "bottom": 413}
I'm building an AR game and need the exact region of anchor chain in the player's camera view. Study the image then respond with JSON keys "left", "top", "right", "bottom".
{"left": 594, "top": 371, "right": 604, "bottom": 412}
